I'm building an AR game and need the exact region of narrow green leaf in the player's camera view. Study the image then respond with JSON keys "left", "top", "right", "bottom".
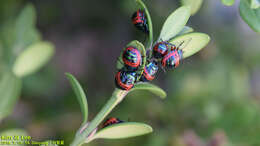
{"left": 12, "top": 41, "right": 55, "bottom": 78}
{"left": 0, "top": 20, "right": 16, "bottom": 64}
{"left": 16, "top": 4, "right": 36, "bottom": 32}
{"left": 240, "top": 0, "right": 260, "bottom": 32}
{"left": 130, "top": 83, "right": 167, "bottom": 99}
{"left": 92, "top": 122, "right": 153, "bottom": 140}
{"left": 0, "top": 129, "right": 28, "bottom": 146}
{"left": 177, "top": 26, "right": 194, "bottom": 36}
{"left": 221, "top": 0, "right": 236, "bottom": 6}
{"left": 159, "top": 6, "right": 191, "bottom": 41}
{"left": 251, "top": 0, "right": 260, "bottom": 9}
{"left": 169, "top": 32, "right": 210, "bottom": 59}
{"left": 136, "top": 0, "right": 153, "bottom": 48}
{"left": 66, "top": 73, "right": 88, "bottom": 124}
{"left": 0, "top": 70, "right": 22, "bottom": 121}
{"left": 181, "top": 0, "right": 203, "bottom": 15}
{"left": 14, "top": 3, "right": 41, "bottom": 55}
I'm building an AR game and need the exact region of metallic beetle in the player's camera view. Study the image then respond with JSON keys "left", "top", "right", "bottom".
{"left": 132, "top": 9, "right": 149, "bottom": 34}
{"left": 122, "top": 46, "right": 142, "bottom": 71}
{"left": 161, "top": 49, "right": 183, "bottom": 69}
{"left": 115, "top": 70, "right": 136, "bottom": 90}
{"left": 140, "top": 61, "right": 158, "bottom": 82}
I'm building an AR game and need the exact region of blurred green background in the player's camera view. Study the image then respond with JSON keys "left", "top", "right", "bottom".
{"left": 1, "top": 0, "right": 260, "bottom": 146}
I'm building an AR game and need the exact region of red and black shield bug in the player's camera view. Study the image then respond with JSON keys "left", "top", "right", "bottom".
{"left": 160, "top": 38, "right": 192, "bottom": 69}
{"left": 132, "top": 9, "right": 149, "bottom": 34}
{"left": 122, "top": 46, "right": 142, "bottom": 71}
{"left": 103, "top": 117, "right": 124, "bottom": 128}
{"left": 161, "top": 48, "right": 183, "bottom": 69}
{"left": 152, "top": 41, "right": 174, "bottom": 59}
{"left": 115, "top": 70, "right": 137, "bottom": 90}
{"left": 140, "top": 61, "right": 158, "bottom": 82}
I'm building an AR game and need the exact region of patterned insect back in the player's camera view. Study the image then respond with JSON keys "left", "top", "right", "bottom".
{"left": 132, "top": 9, "right": 149, "bottom": 34}
{"left": 161, "top": 49, "right": 183, "bottom": 69}
{"left": 122, "top": 47, "right": 142, "bottom": 71}
{"left": 140, "top": 61, "right": 158, "bottom": 81}
{"left": 152, "top": 42, "right": 170, "bottom": 59}
{"left": 103, "top": 117, "right": 124, "bottom": 128}
{"left": 115, "top": 71, "right": 136, "bottom": 90}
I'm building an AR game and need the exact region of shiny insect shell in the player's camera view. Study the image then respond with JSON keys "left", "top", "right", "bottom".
{"left": 115, "top": 70, "right": 136, "bottom": 90}
{"left": 122, "top": 46, "right": 142, "bottom": 71}
{"left": 132, "top": 9, "right": 149, "bottom": 34}
{"left": 152, "top": 41, "right": 171, "bottom": 59}
{"left": 161, "top": 48, "right": 183, "bottom": 69}
{"left": 140, "top": 61, "right": 159, "bottom": 82}
{"left": 103, "top": 117, "right": 124, "bottom": 128}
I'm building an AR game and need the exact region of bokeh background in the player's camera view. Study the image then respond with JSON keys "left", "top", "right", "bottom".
{"left": 1, "top": 0, "right": 260, "bottom": 146}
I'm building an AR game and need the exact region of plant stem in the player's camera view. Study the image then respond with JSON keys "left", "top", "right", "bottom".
{"left": 70, "top": 89, "right": 128, "bottom": 146}
{"left": 136, "top": 0, "right": 153, "bottom": 49}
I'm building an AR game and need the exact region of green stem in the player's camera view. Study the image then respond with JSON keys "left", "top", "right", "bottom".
{"left": 70, "top": 89, "right": 128, "bottom": 146}
{"left": 136, "top": 0, "right": 153, "bottom": 49}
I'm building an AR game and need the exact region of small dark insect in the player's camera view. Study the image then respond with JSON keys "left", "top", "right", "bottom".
{"left": 140, "top": 60, "right": 158, "bottom": 82}
{"left": 132, "top": 9, "right": 149, "bottom": 34}
{"left": 115, "top": 70, "right": 137, "bottom": 90}
{"left": 103, "top": 117, "right": 124, "bottom": 128}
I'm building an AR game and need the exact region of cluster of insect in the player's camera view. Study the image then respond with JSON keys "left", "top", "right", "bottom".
{"left": 115, "top": 9, "right": 184, "bottom": 91}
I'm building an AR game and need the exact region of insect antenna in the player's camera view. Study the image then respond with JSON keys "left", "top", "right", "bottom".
{"left": 177, "top": 38, "right": 192, "bottom": 50}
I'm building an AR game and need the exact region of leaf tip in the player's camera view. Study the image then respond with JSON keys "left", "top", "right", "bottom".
{"left": 65, "top": 72, "right": 73, "bottom": 78}
{"left": 180, "top": 5, "right": 192, "bottom": 14}
{"left": 161, "top": 92, "right": 167, "bottom": 99}
{"left": 145, "top": 124, "right": 153, "bottom": 133}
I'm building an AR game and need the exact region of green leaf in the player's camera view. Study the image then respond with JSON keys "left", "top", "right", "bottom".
{"left": 0, "top": 21, "right": 16, "bottom": 64}
{"left": 181, "top": 0, "right": 203, "bottom": 15}
{"left": 0, "top": 129, "right": 28, "bottom": 146}
{"left": 116, "top": 41, "right": 146, "bottom": 81}
{"left": 0, "top": 70, "right": 22, "bottom": 121}
{"left": 169, "top": 32, "right": 210, "bottom": 59}
{"left": 130, "top": 83, "right": 167, "bottom": 99}
{"left": 92, "top": 122, "right": 152, "bottom": 140}
{"left": 66, "top": 73, "right": 88, "bottom": 124}
{"left": 221, "top": 0, "right": 236, "bottom": 6}
{"left": 240, "top": 0, "right": 260, "bottom": 32}
{"left": 0, "top": 42, "right": 3, "bottom": 61}
{"left": 116, "top": 59, "right": 124, "bottom": 71}
{"left": 0, "top": 4, "right": 41, "bottom": 65}
{"left": 12, "top": 41, "right": 55, "bottom": 78}
{"left": 136, "top": 0, "right": 154, "bottom": 48}
{"left": 159, "top": 6, "right": 191, "bottom": 41}
{"left": 251, "top": 0, "right": 260, "bottom": 9}
{"left": 177, "top": 26, "right": 194, "bottom": 36}
{"left": 13, "top": 3, "right": 41, "bottom": 56}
